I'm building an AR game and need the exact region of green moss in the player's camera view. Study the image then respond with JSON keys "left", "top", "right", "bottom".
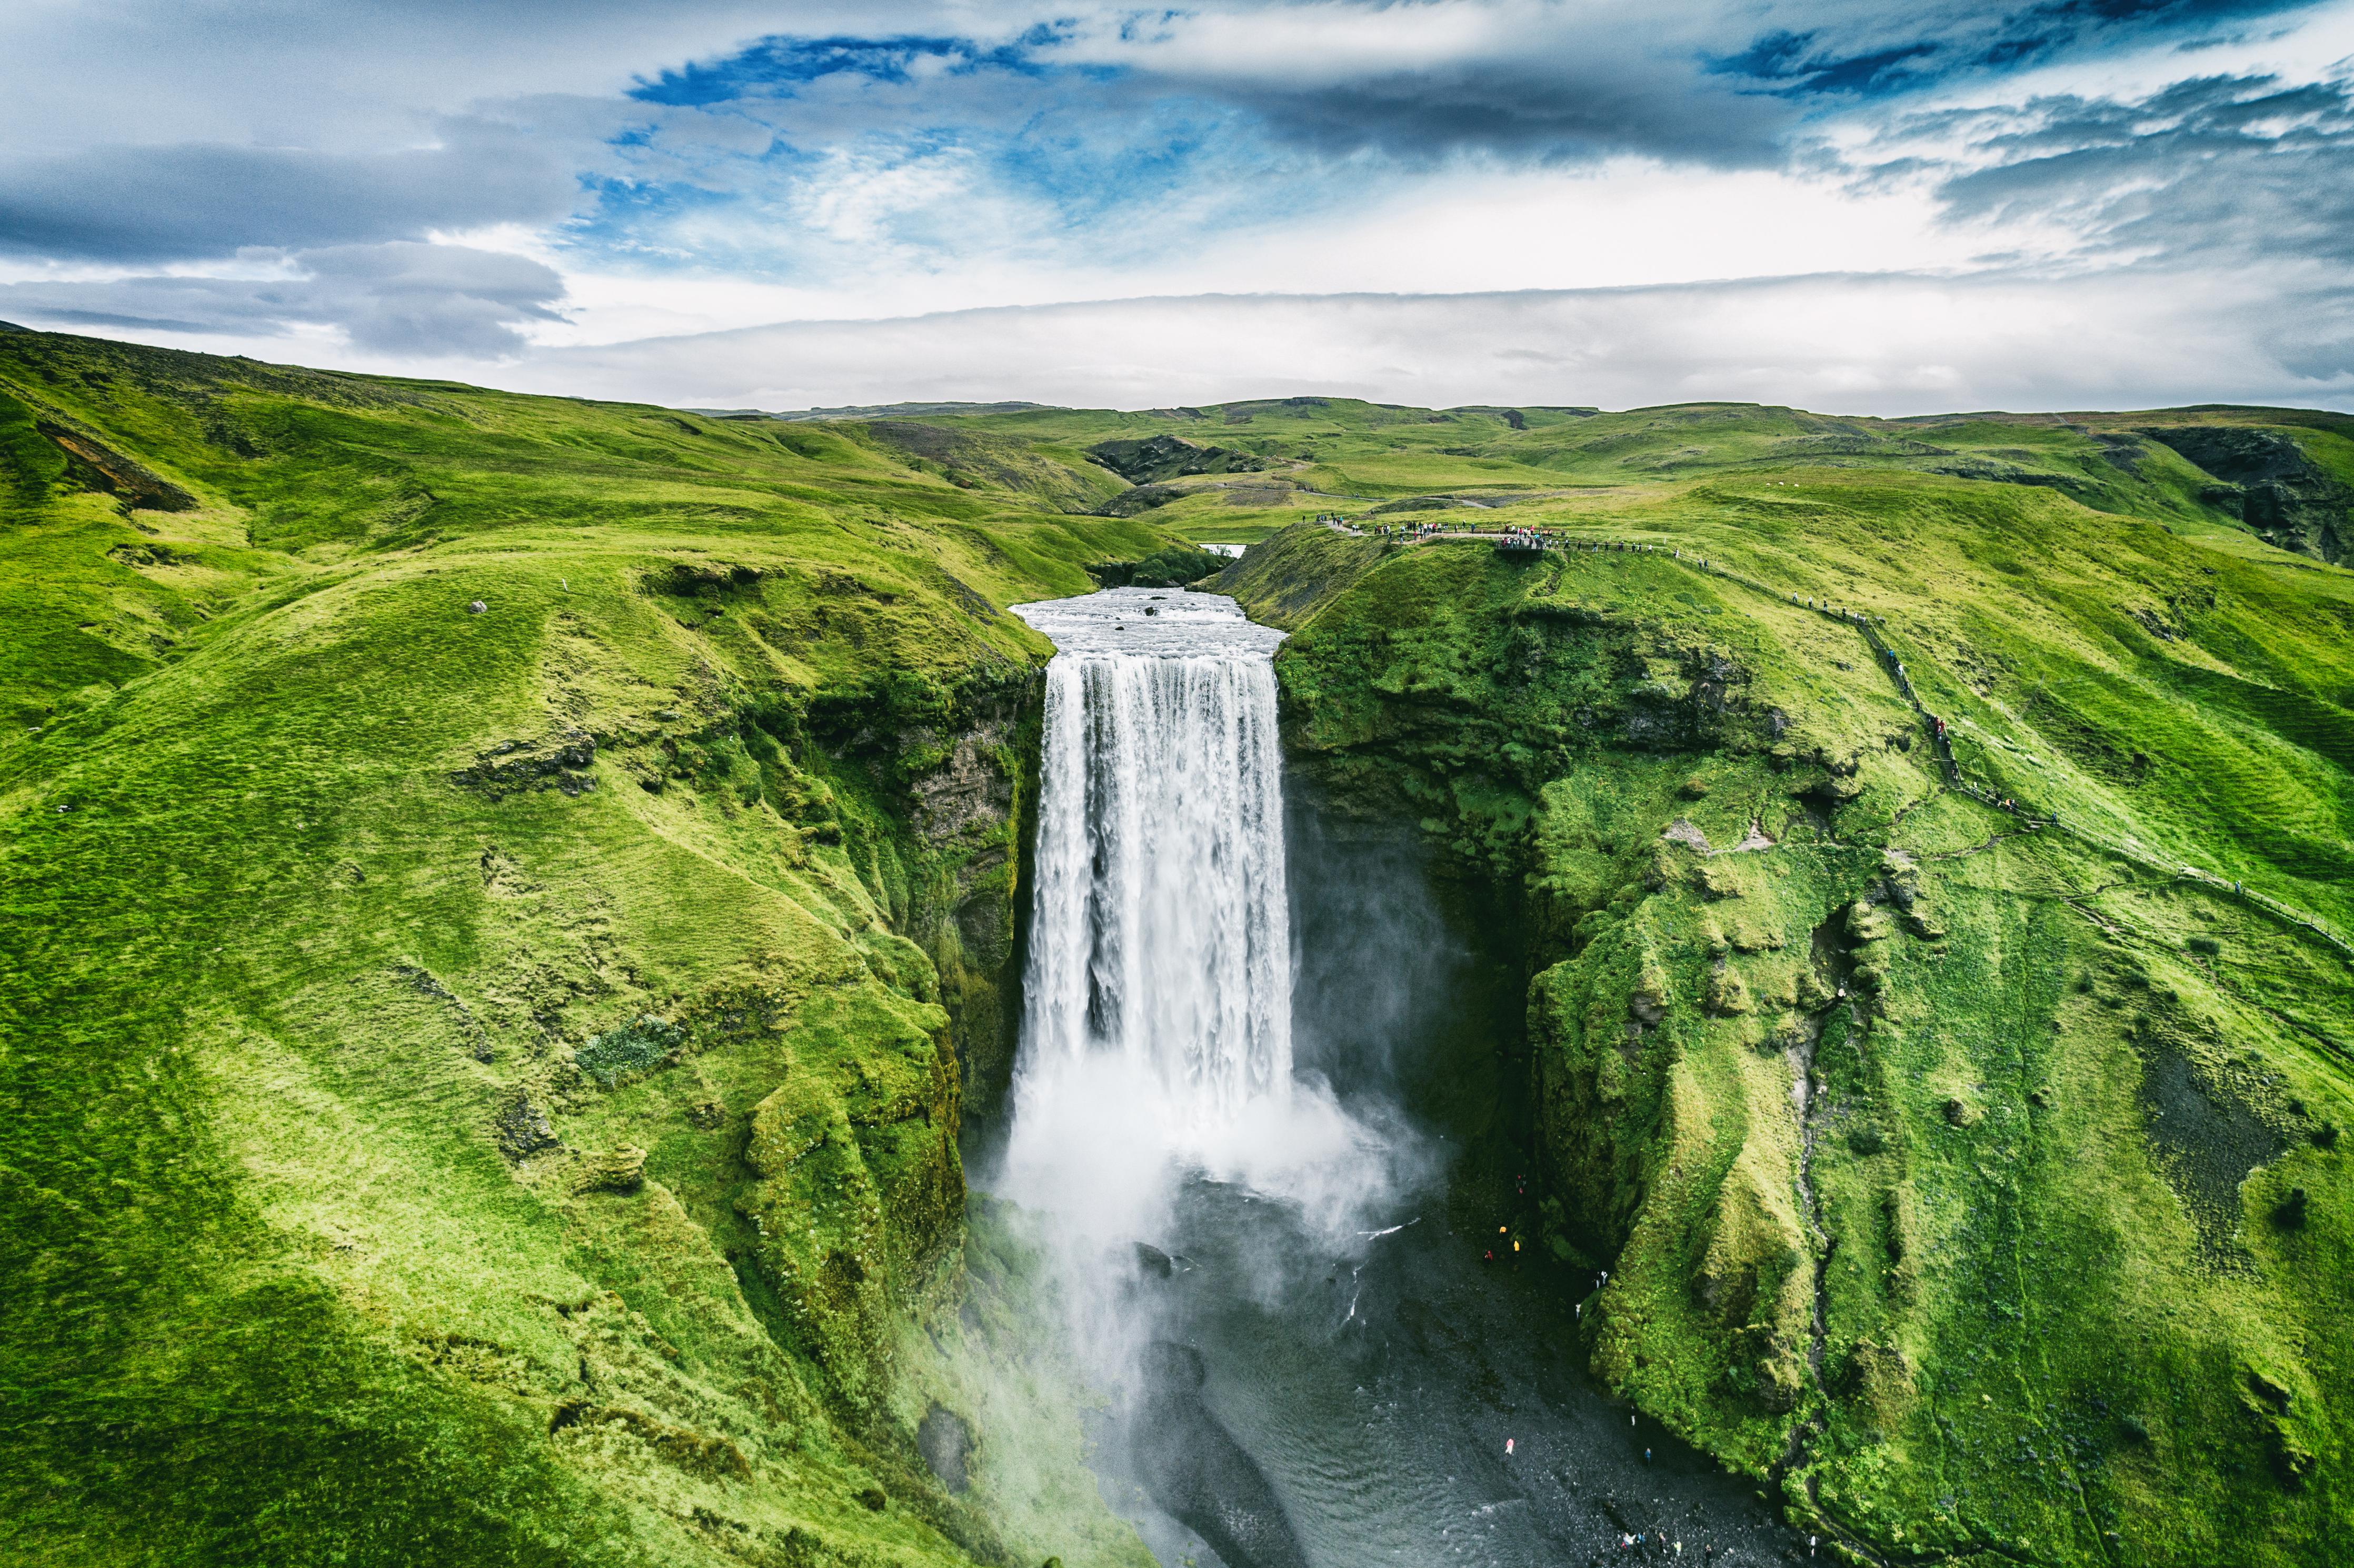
{"left": 1229, "top": 495, "right": 2353, "bottom": 1566}
{"left": 577, "top": 1016, "right": 685, "bottom": 1086}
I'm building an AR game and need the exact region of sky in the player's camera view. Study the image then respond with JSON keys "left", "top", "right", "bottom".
{"left": 2, "top": 0, "right": 2351, "bottom": 414}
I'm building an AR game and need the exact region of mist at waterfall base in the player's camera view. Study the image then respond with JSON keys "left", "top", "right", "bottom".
{"left": 986, "top": 587, "right": 1797, "bottom": 1568}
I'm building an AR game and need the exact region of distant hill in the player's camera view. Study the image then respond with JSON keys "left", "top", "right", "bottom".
{"left": 690, "top": 399, "right": 1052, "bottom": 421}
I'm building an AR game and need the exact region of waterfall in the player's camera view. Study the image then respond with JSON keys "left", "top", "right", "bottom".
{"left": 1013, "top": 588, "right": 1293, "bottom": 1130}
{"left": 1000, "top": 585, "right": 1391, "bottom": 1279}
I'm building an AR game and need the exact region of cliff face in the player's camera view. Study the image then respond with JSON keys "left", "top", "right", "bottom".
{"left": 0, "top": 331, "right": 1161, "bottom": 1568}
{"left": 1225, "top": 514, "right": 2353, "bottom": 1568}
{"left": 2139, "top": 425, "right": 2351, "bottom": 564}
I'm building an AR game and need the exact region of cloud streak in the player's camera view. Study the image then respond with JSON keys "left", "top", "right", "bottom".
{"left": 0, "top": 243, "right": 567, "bottom": 356}
{"left": 0, "top": 125, "right": 580, "bottom": 264}
{"left": 497, "top": 269, "right": 2343, "bottom": 415}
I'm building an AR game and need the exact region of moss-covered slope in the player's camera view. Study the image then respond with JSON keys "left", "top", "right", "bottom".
{"left": 0, "top": 331, "right": 1165, "bottom": 1567}
{"left": 1221, "top": 480, "right": 2352, "bottom": 1565}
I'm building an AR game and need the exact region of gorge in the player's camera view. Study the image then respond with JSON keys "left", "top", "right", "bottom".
{"left": 996, "top": 584, "right": 1802, "bottom": 1565}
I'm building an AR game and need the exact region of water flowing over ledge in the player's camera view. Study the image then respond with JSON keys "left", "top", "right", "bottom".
{"left": 993, "top": 586, "right": 1800, "bottom": 1568}
{"left": 999, "top": 588, "right": 1380, "bottom": 1243}
{"left": 1016, "top": 588, "right": 1292, "bottom": 1120}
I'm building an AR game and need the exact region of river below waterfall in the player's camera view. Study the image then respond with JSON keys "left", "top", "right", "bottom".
{"left": 993, "top": 587, "right": 1803, "bottom": 1568}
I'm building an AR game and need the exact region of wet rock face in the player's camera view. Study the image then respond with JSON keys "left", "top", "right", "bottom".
{"left": 911, "top": 725, "right": 1014, "bottom": 844}
{"left": 2140, "top": 426, "right": 2350, "bottom": 562}
{"left": 902, "top": 681, "right": 1037, "bottom": 1120}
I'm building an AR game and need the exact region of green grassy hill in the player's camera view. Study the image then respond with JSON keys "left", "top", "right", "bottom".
{"left": 0, "top": 330, "right": 1167, "bottom": 1568}
{"left": 848, "top": 395, "right": 2353, "bottom": 566}
{"left": 1214, "top": 452, "right": 2353, "bottom": 1565}
{"left": 4, "top": 327, "right": 2349, "bottom": 1567}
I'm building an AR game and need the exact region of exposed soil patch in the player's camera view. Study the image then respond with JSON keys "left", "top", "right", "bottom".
{"left": 40, "top": 419, "right": 197, "bottom": 511}
{"left": 2139, "top": 1048, "right": 2282, "bottom": 1269}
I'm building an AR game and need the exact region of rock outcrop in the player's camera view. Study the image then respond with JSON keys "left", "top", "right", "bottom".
{"left": 1086, "top": 433, "right": 1268, "bottom": 485}
{"left": 2141, "top": 425, "right": 2350, "bottom": 562}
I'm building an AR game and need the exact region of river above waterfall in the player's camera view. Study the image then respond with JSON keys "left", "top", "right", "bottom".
{"left": 1012, "top": 583, "right": 1285, "bottom": 658}
{"left": 995, "top": 587, "right": 1800, "bottom": 1568}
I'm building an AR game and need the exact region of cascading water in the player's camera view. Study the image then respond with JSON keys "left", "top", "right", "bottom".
{"left": 1001, "top": 587, "right": 1382, "bottom": 1252}
{"left": 995, "top": 585, "right": 1798, "bottom": 1568}
{"left": 1020, "top": 598, "right": 1292, "bottom": 1122}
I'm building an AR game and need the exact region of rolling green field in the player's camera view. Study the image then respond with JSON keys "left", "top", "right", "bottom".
{"left": 3, "top": 329, "right": 2349, "bottom": 1566}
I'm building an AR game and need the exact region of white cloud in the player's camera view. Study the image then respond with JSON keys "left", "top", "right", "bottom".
{"left": 480, "top": 269, "right": 2341, "bottom": 415}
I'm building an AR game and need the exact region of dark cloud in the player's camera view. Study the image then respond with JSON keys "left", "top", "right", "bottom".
{"left": 1195, "top": 59, "right": 1792, "bottom": 168}
{"left": 0, "top": 242, "right": 566, "bottom": 356}
{"left": 1709, "top": 29, "right": 1943, "bottom": 98}
{"left": 1711, "top": 0, "right": 2316, "bottom": 99}
{"left": 1933, "top": 73, "right": 2354, "bottom": 264}
{"left": 0, "top": 123, "right": 578, "bottom": 263}
{"left": 1084, "top": 0, "right": 2331, "bottom": 174}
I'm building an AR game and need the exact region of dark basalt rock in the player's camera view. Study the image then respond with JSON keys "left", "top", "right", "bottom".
{"left": 495, "top": 1096, "right": 560, "bottom": 1159}
{"left": 2140, "top": 425, "right": 2350, "bottom": 563}
{"left": 450, "top": 730, "right": 596, "bottom": 799}
{"left": 1131, "top": 1343, "right": 1309, "bottom": 1568}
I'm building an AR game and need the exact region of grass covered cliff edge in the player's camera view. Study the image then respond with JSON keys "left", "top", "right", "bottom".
{"left": 2, "top": 331, "right": 2349, "bottom": 1567}
{"left": 1214, "top": 442, "right": 2353, "bottom": 1566}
